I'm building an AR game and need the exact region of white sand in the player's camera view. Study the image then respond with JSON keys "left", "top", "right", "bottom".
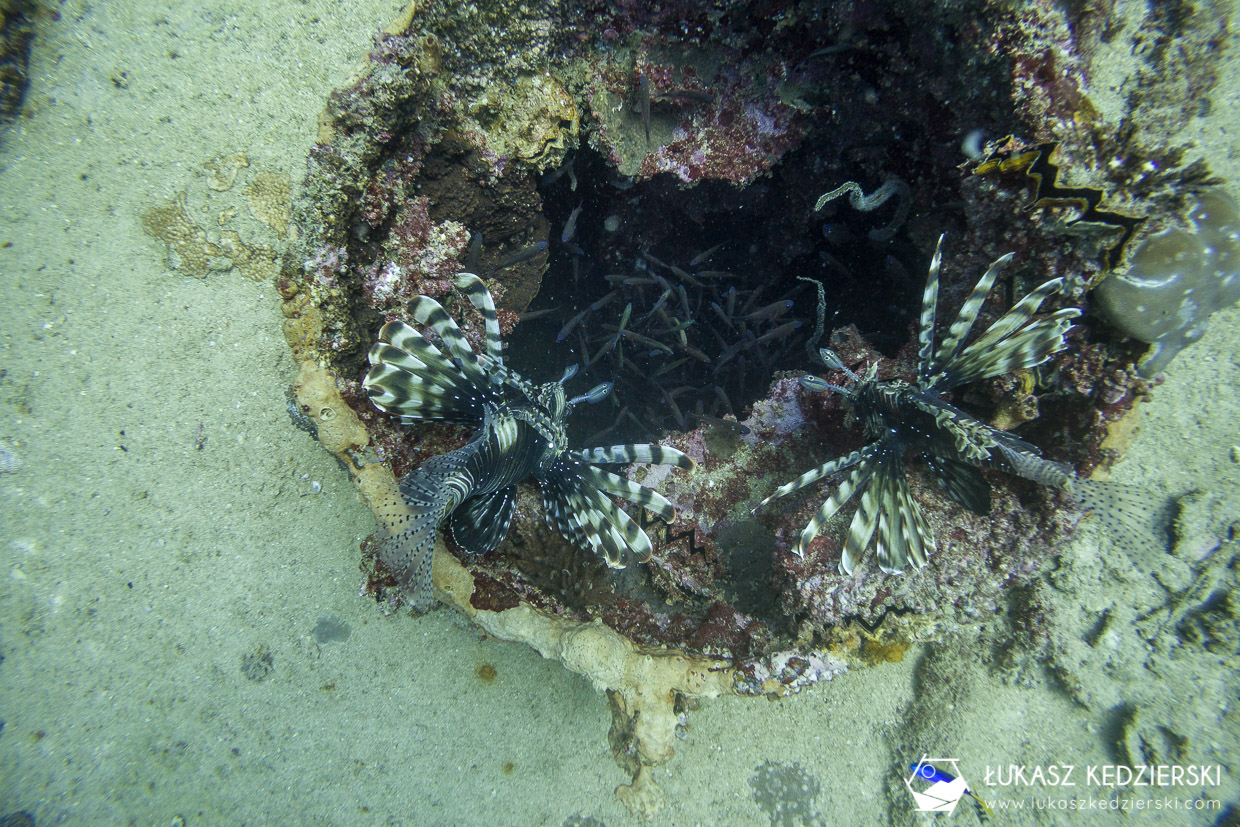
{"left": 1, "top": 1, "right": 1237, "bottom": 824}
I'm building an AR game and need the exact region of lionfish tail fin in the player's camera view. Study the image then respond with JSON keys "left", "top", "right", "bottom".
{"left": 372, "top": 481, "right": 453, "bottom": 613}
{"left": 1068, "top": 478, "right": 1173, "bottom": 560}
{"left": 375, "top": 447, "right": 476, "bottom": 611}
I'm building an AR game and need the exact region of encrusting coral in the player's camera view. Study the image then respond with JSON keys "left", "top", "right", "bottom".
{"left": 1093, "top": 187, "right": 1240, "bottom": 376}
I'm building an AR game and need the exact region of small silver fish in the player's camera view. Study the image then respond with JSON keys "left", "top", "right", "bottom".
{"left": 489, "top": 240, "right": 548, "bottom": 274}
{"left": 689, "top": 243, "right": 724, "bottom": 268}
{"left": 638, "top": 72, "right": 651, "bottom": 145}
{"left": 742, "top": 299, "right": 795, "bottom": 322}
{"left": 561, "top": 202, "right": 584, "bottom": 244}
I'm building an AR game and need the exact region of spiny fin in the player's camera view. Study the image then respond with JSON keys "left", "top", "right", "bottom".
{"left": 761, "top": 445, "right": 874, "bottom": 509}
{"left": 453, "top": 273, "right": 504, "bottom": 373}
{"left": 795, "top": 446, "right": 882, "bottom": 561}
{"left": 873, "top": 451, "right": 934, "bottom": 573}
{"left": 929, "top": 247, "right": 1013, "bottom": 380}
{"left": 449, "top": 486, "right": 518, "bottom": 556}
{"left": 925, "top": 454, "right": 991, "bottom": 515}
{"left": 573, "top": 444, "right": 694, "bottom": 468}
{"left": 1068, "top": 479, "right": 1173, "bottom": 560}
{"left": 916, "top": 235, "right": 945, "bottom": 383}
{"left": 364, "top": 320, "right": 497, "bottom": 424}
{"left": 578, "top": 464, "right": 678, "bottom": 522}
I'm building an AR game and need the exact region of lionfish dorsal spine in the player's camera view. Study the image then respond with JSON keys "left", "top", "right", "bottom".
{"left": 928, "top": 249, "right": 1013, "bottom": 386}
{"left": 453, "top": 272, "right": 505, "bottom": 377}
{"left": 408, "top": 294, "right": 492, "bottom": 388}
{"left": 916, "top": 234, "right": 946, "bottom": 384}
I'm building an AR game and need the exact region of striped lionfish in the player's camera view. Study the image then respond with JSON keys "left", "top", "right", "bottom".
{"left": 759, "top": 234, "right": 1149, "bottom": 574}
{"left": 363, "top": 272, "right": 694, "bottom": 611}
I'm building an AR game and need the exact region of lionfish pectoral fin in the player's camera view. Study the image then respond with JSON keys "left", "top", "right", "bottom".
{"left": 364, "top": 318, "right": 495, "bottom": 424}
{"left": 453, "top": 273, "right": 504, "bottom": 370}
{"left": 760, "top": 446, "right": 874, "bottom": 511}
{"left": 840, "top": 484, "right": 881, "bottom": 574}
{"left": 578, "top": 464, "right": 677, "bottom": 522}
{"left": 449, "top": 486, "right": 518, "bottom": 556}
{"left": 873, "top": 454, "right": 933, "bottom": 573}
{"left": 795, "top": 450, "right": 878, "bottom": 559}
{"left": 926, "top": 455, "right": 991, "bottom": 515}
{"left": 572, "top": 443, "right": 694, "bottom": 470}
{"left": 928, "top": 249, "right": 1012, "bottom": 379}
{"left": 540, "top": 448, "right": 685, "bottom": 567}
{"left": 933, "top": 271, "right": 1080, "bottom": 389}
{"left": 561, "top": 465, "right": 653, "bottom": 565}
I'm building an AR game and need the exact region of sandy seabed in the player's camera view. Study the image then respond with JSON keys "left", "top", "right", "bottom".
{"left": 1, "top": 1, "right": 1238, "bottom": 825}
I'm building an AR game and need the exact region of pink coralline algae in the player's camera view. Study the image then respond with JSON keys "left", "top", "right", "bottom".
{"left": 739, "top": 376, "right": 812, "bottom": 444}
{"left": 584, "top": 48, "right": 810, "bottom": 187}
{"left": 640, "top": 98, "right": 801, "bottom": 185}
{"left": 361, "top": 195, "right": 470, "bottom": 313}
{"left": 303, "top": 245, "right": 348, "bottom": 287}
{"left": 360, "top": 151, "right": 426, "bottom": 228}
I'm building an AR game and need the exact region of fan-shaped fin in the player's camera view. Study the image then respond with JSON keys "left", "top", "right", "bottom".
{"left": 929, "top": 250, "right": 1013, "bottom": 379}
{"left": 933, "top": 274, "right": 1080, "bottom": 389}
{"left": 408, "top": 295, "right": 489, "bottom": 387}
{"left": 449, "top": 486, "right": 518, "bottom": 556}
{"left": 364, "top": 320, "right": 497, "bottom": 423}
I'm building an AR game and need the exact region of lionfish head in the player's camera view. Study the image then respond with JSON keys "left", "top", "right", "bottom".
{"left": 533, "top": 363, "right": 613, "bottom": 422}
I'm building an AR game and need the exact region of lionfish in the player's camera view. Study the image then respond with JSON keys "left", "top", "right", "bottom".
{"left": 759, "top": 234, "right": 1156, "bottom": 574}
{"left": 363, "top": 272, "right": 694, "bottom": 610}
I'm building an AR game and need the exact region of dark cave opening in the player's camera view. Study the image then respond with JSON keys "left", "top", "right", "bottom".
{"left": 506, "top": 142, "right": 932, "bottom": 446}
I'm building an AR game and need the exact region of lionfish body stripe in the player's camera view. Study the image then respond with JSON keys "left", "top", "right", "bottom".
{"left": 363, "top": 273, "right": 693, "bottom": 610}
